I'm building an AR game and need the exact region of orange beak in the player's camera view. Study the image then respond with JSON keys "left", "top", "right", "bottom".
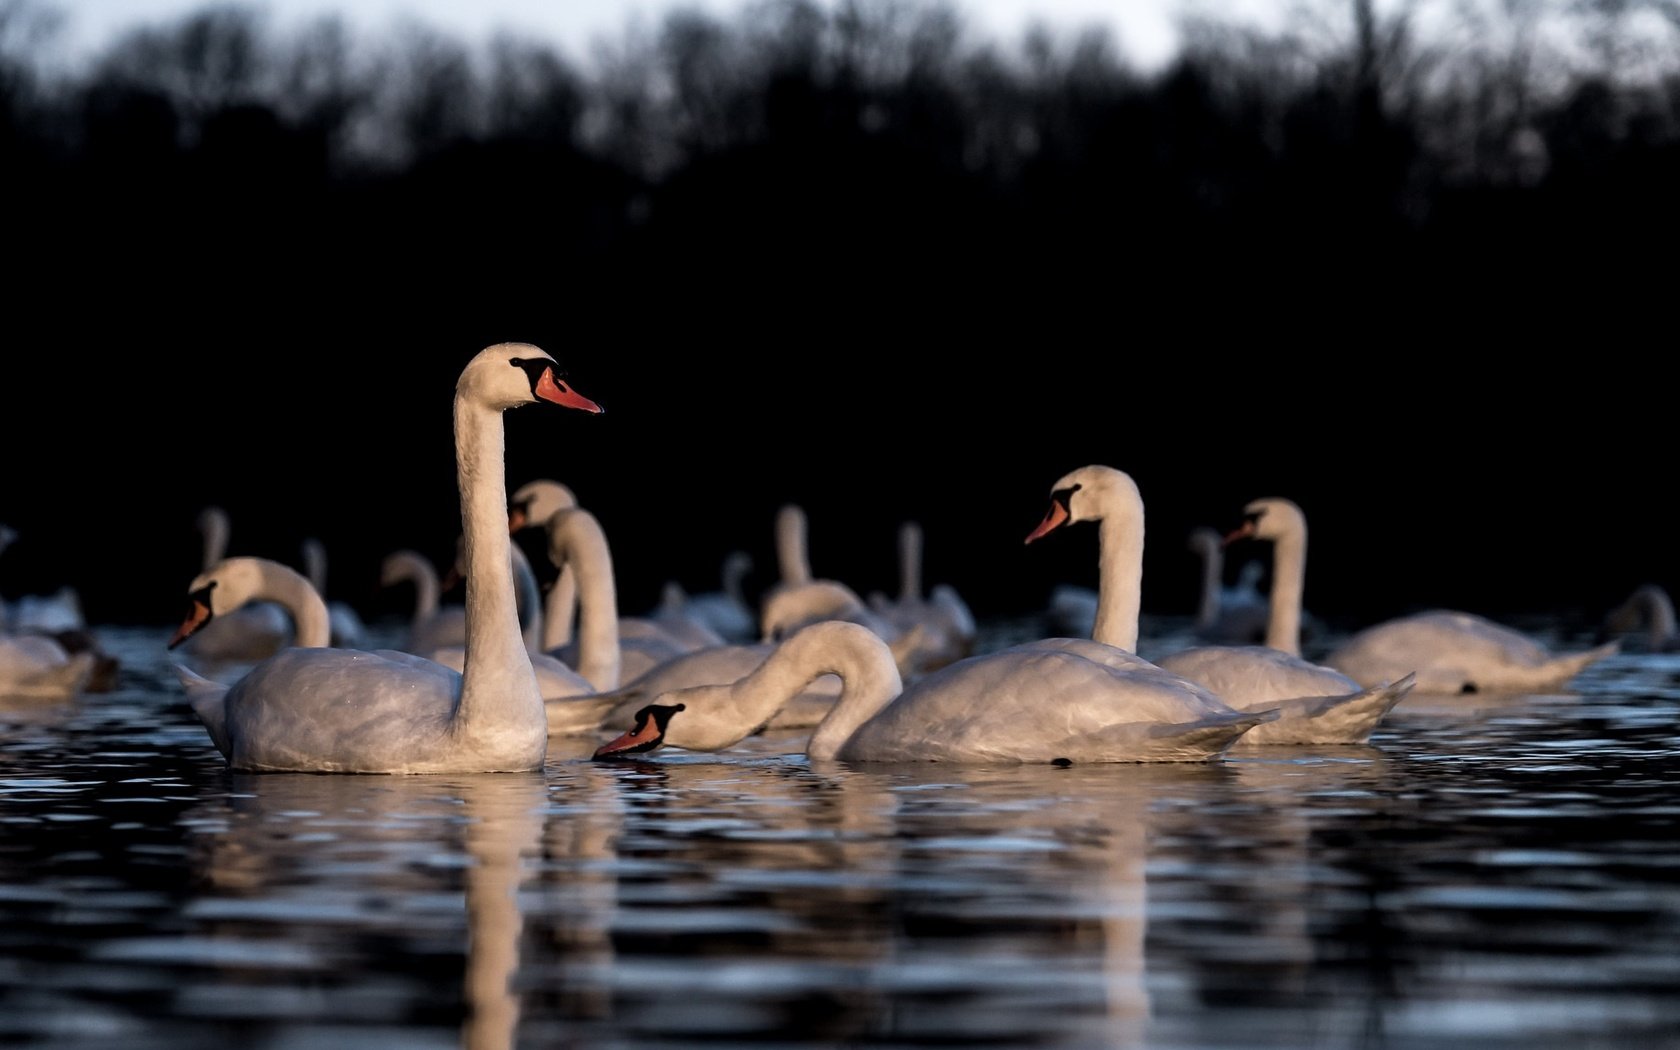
{"left": 535, "top": 368, "right": 603, "bottom": 413}
{"left": 1025, "top": 500, "right": 1070, "bottom": 544}
{"left": 593, "top": 703, "right": 686, "bottom": 759}
{"left": 1222, "top": 521, "right": 1256, "bottom": 548}
{"left": 168, "top": 600, "right": 212, "bottom": 650}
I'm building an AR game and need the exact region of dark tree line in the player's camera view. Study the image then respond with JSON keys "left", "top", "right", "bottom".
{"left": 2, "top": 0, "right": 1676, "bottom": 625}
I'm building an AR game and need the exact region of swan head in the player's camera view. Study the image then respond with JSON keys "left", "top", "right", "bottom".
{"left": 167, "top": 556, "right": 291, "bottom": 650}
{"left": 509, "top": 478, "right": 578, "bottom": 533}
{"left": 1187, "top": 526, "right": 1222, "bottom": 557}
{"left": 458, "top": 342, "right": 603, "bottom": 415}
{"left": 1024, "top": 464, "right": 1140, "bottom": 543}
{"left": 1224, "top": 497, "right": 1306, "bottom": 548}
{"left": 592, "top": 703, "right": 688, "bottom": 759}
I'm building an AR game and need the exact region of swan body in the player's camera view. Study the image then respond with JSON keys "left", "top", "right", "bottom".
{"left": 1224, "top": 496, "right": 1617, "bottom": 694}
{"left": 595, "top": 621, "right": 1270, "bottom": 764}
{"left": 661, "top": 551, "right": 758, "bottom": 643}
{"left": 0, "top": 633, "right": 96, "bottom": 698}
{"left": 1328, "top": 611, "right": 1617, "bottom": 695}
{"left": 1156, "top": 646, "right": 1414, "bottom": 745}
{"left": 168, "top": 342, "right": 602, "bottom": 773}
{"left": 761, "top": 579, "right": 933, "bottom": 676}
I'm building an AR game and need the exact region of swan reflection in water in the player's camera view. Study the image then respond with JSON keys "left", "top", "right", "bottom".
{"left": 183, "top": 771, "right": 547, "bottom": 1050}
{"left": 588, "top": 735, "right": 1252, "bottom": 1047}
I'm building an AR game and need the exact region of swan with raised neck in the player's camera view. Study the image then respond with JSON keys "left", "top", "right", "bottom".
{"left": 167, "top": 342, "right": 602, "bottom": 773}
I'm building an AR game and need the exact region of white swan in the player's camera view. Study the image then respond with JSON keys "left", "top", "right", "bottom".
{"left": 1187, "top": 527, "right": 1269, "bottom": 645}
{"left": 509, "top": 478, "right": 578, "bottom": 650}
{"left": 1600, "top": 583, "right": 1680, "bottom": 652}
{"left": 166, "top": 342, "right": 603, "bottom": 773}
{"left": 0, "top": 632, "right": 96, "bottom": 699}
{"left": 596, "top": 467, "right": 1279, "bottom": 764}
{"left": 595, "top": 620, "right": 1271, "bottom": 764}
{"left": 300, "top": 537, "right": 367, "bottom": 649}
{"left": 1225, "top": 496, "right": 1618, "bottom": 695}
{"left": 1032, "top": 471, "right": 1414, "bottom": 745}
{"left": 0, "top": 524, "right": 120, "bottom": 692}
{"left": 868, "top": 521, "right": 978, "bottom": 672}
{"left": 178, "top": 505, "right": 291, "bottom": 664}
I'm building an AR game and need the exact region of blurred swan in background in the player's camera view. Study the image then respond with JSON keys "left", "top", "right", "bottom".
{"left": 868, "top": 521, "right": 978, "bottom": 672}
{"left": 1599, "top": 583, "right": 1680, "bottom": 652}
{"left": 176, "top": 505, "right": 290, "bottom": 665}
{"left": 1222, "top": 496, "right": 1618, "bottom": 694}
{"left": 658, "top": 550, "right": 758, "bottom": 643}
{"left": 301, "top": 537, "right": 367, "bottom": 649}
{"left": 1187, "top": 526, "right": 1269, "bottom": 645}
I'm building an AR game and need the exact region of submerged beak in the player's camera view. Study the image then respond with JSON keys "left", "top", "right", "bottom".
{"left": 1025, "top": 500, "right": 1070, "bottom": 544}
{"left": 168, "top": 600, "right": 212, "bottom": 650}
{"left": 593, "top": 703, "right": 687, "bottom": 759}
{"left": 535, "top": 367, "right": 604, "bottom": 414}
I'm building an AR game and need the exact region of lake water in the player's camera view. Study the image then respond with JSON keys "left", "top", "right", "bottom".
{"left": 2, "top": 618, "right": 1678, "bottom": 1049}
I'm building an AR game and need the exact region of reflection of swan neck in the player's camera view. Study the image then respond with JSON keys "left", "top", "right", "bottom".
{"left": 1092, "top": 515, "right": 1144, "bottom": 652}
{"left": 453, "top": 394, "right": 540, "bottom": 731}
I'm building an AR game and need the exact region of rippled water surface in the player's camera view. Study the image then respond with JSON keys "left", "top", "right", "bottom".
{"left": 2, "top": 620, "right": 1677, "bottom": 1049}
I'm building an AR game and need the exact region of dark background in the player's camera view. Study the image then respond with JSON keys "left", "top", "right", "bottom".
{"left": 1, "top": 0, "right": 1674, "bottom": 633}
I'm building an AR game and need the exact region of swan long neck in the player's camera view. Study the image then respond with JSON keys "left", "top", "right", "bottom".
{"left": 709, "top": 622, "right": 901, "bottom": 761}
{"left": 200, "top": 509, "right": 228, "bottom": 572}
{"left": 453, "top": 395, "right": 540, "bottom": 730}
{"left": 553, "top": 509, "right": 621, "bottom": 692}
{"left": 394, "top": 554, "right": 440, "bottom": 624}
{"left": 302, "top": 540, "right": 327, "bottom": 594}
{"left": 541, "top": 565, "right": 577, "bottom": 650}
{"left": 776, "top": 506, "right": 812, "bottom": 585}
{"left": 898, "top": 523, "right": 923, "bottom": 603}
{"left": 253, "top": 561, "right": 331, "bottom": 648}
{"left": 1265, "top": 527, "right": 1306, "bottom": 656}
{"left": 510, "top": 544, "right": 543, "bottom": 653}
{"left": 1194, "top": 540, "right": 1221, "bottom": 629}
{"left": 1091, "top": 516, "right": 1143, "bottom": 652}
{"left": 723, "top": 552, "right": 750, "bottom": 602}
{"left": 1637, "top": 586, "right": 1678, "bottom": 646}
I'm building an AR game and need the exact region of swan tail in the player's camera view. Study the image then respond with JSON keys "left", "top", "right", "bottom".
{"left": 1137, "top": 708, "right": 1279, "bottom": 761}
{"left": 1238, "top": 673, "right": 1417, "bottom": 746}
{"left": 173, "top": 663, "right": 233, "bottom": 758}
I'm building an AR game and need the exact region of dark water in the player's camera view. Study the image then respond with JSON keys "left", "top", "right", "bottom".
{"left": 2, "top": 621, "right": 1678, "bottom": 1049}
